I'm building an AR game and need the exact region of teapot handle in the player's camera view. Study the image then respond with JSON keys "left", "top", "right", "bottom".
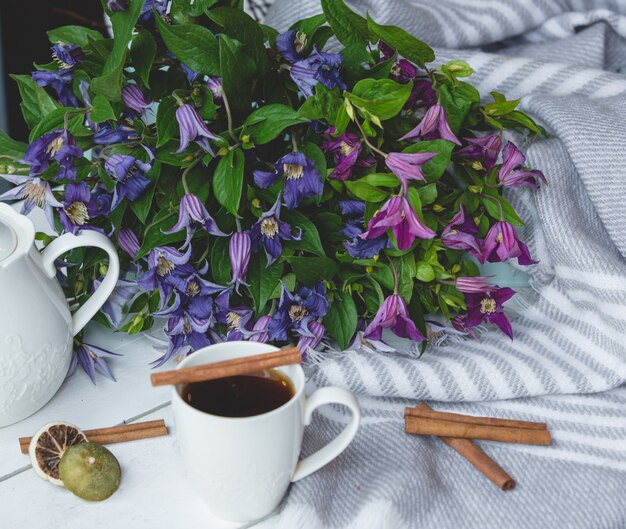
{"left": 41, "top": 231, "right": 120, "bottom": 336}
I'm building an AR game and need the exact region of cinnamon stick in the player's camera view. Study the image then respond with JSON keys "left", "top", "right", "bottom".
{"left": 404, "top": 406, "right": 547, "bottom": 431}
{"left": 405, "top": 415, "right": 551, "bottom": 445}
{"left": 19, "top": 419, "right": 168, "bottom": 454}
{"left": 412, "top": 405, "right": 515, "bottom": 490}
{"left": 150, "top": 347, "right": 302, "bottom": 387}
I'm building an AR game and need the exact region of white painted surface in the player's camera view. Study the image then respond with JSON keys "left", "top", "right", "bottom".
{"left": 0, "top": 325, "right": 278, "bottom": 528}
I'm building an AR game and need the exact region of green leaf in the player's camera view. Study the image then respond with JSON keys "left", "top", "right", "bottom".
{"left": 248, "top": 257, "right": 284, "bottom": 314}
{"left": 90, "top": 94, "right": 116, "bottom": 123}
{"left": 290, "top": 13, "right": 326, "bottom": 35}
{"left": 210, "top": 237, "right": 232, "bottom": 286}
{"left": 156, "top": 96, "right": 178, "bottom": 148}
{"left": 130, "top": 30, "right": 157, "bottom": 88}
{"left": 345, "top": 180, "right": 388, "bottom": 202}
{"left": 244, "top": 104, "right": 309, "bottom": 145}
{"left": 300, "top": 142, "right": 327, "bottom": 180}
{"left": 0, "top": 130, "right": 27, "bottom": 158}
{"left": 402, "top": 140, "right": 454, "bottom": 181}
{"left": 103, "top": 0, "right": 143, "bottom": 74}
{"left": 137, "top": 209, "right": 186, "bottom": 259}
{"left": 397, "top": 252, "right": 416, "bottom": 302}
{"left": 415, "top": 261, "right": 435, "bottom": 282}
{"left": 367, "top": 15, "right": 434, "bottom": 67}
{"left": 29, "top": 108, "right": 89, "bottom": 142}
{"left": 206, "top": 7, "right": 268, "bottom": 73}
{"left": 156, "top": 17, "right": 220, "bottom": 75}
{"left": 298, "top": 84, "right": 341, "bottom": 122}
{"left": 11, "top": 74, "right": 60, "bottom": 129}
{"left": 345, "top": 79, "right": 412, "bottom": 121}
{"left": 499, "top": 110, "right": 546, "bottom": 136}
{"left": 481, "top": 193, "right": 524, "bottom": 226}
{"left": 213, "top": 149, "right": 244, "bottom": 216}
{"left": 359, "top": 173, "right": 400, "bottom": 187}
{"left": 283, "top": 210, "right": 325, "bottom": 256}
{"left": 321, "top": 0, "right": 369, "bottom": 46}
{"left": 91, "top": 61, "right": 125, "bottom": 102}
{"left": 324, "top": 289, "right": 357, "bottom": 349}
{"left": 285, "top": 256, "right": 338, "bottom": 285}
{"left": 485, "top": 99, "right": 520, "bottom": 117}
{"left": 48, "top": 25, "right": 103, "bottom": 47}
{"left": 219, "top": 34, "right": 256, "bottom": 110}
{"left": 418, "top": 182, "right": 438, "bottom": 205}
{"left": 437, "top": 81, "right": 479, "bottom": 132}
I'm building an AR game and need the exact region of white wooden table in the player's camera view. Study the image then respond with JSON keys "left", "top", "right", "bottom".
{"left": 0, "top": 324, "right": 279, "bottom": 529}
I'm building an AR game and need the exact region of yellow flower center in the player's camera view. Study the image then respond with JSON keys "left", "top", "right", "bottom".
{"left": 23, "top": 181, "right": 47, "bottom": 207}
{"left": 157, "top": 255, "right": 175, "bottom": 277}
{"left": 294, "top": 31, "right": 307, "bottom": 54}
{"left": 45, "top": 136, "right": 65, "bottom": 157}
{"left": 339, "top": 141, "right": 354, "bottom": 156}
{"left": 64, "top": 201, "right": 90, "bottom": 226}
{"left": 480, "top": 298, "right": 497, "bottom": 314}
{"left": 496, "top": 232, "right": 503, "bottom": 243}
{"left": 183, "top": 317, "right": 193, "bottom": 335}
{"left": 186, "top": 280, "right": 200, "bottom": 297}
{"left": 260, "top": 217, "right": 279, "bottom": 238}
{"left": 226, "top": 312, "right": 241, "bottom": 330}
{"left": 289, "top": 304, "right": 308, "bottom": 322}
{"left": 283, "top": 163, "right": 304, "bottom": 180}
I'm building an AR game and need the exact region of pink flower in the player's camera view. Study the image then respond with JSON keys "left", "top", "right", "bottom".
{"left": 400, "top": 104, "right": 461, "bottom": 145}
{"left": 364, "top": 294, "right": 425, "bottom": 342}
{"left": 385, "top": 151, "right": 437, "bottom": 194}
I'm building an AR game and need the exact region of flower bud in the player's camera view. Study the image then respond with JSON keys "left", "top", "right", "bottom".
{"left": 7, "top": 165, "right": 16, "bottom": 174}
{"left": 432, "top": 204, "right": 444, "bottom": 212}
{"left": 366, "top": 265, "right": 374, "bottom": 273}
{"left": 251, "top": 198, "right": 261, "bottom": 209}
{"left": 99, "top": 263, "right": 109, "bottom": 277}
{"left": 467, "top": 185, "right": 480, "bottom": 193}
{"left": 471, "top": 160, "right": 485, "bottom": 171}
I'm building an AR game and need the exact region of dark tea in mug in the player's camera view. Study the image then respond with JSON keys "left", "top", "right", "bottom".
{"left": 182, "top": 369, "right": 295, "bottom": 417}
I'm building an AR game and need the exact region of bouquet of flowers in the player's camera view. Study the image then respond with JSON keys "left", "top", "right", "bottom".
{"left": 0, "top": 0, "right": 546, "bottom": 380}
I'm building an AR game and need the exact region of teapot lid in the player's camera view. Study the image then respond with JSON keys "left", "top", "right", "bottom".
{"left": 0, "top": 222, "right": 17, "bottom": 262}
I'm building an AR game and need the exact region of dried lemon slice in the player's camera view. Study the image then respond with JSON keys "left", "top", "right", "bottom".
{"left": 28, "top": 422, "right": 88, "bottom": 486}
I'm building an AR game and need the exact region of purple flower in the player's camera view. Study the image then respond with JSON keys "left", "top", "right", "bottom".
{"left": 249, "top": 194, "right": 302, "bottom": 266}
{"left": 362, "top": 196, "right": 435, "bottom": 251}
{"left": 51, "top": 43, "right": 84, "bottom": 69}
{"left": 297, "top": 320, "right": 325, "bottom": 358}
{"left": 139, "top": 0, "right": 168, "bottom": 26}
{"left": 498, "top": 142, "right": 547, "bottom": 189}
{"left": 322, "top": 129, "right": 374, "bottom": 181}
{"left": 94, "top": 278, "right": 138, "bottom": 329}
{"left": 455, "top": 276, "right": 495, "bottom": 294}
{"left": 163, "top": 193, "right": 228, "bottom": 248}
{"left": 104, "top": 154, "right": 152, "bottom": 209}
{"left": 464, "top": 287, "right": 516, "bottom": 339}
{"left": 23, "top": 129, "right": 81, "bottom": 179}
{"left": 229, "top": 231, "right": 251, "bottom": 293}
{"left": 345, "top": 235, "right": 390, "bottom": 259}
{"left": 481, "top": 221, "right": 537, "bottom": 265}
{"left": 122, "top": 85, "right": 151, "bottom": 114}
{"left": 290, "top": 48, "right": 346, "bottom": 97}
{"left": 32, "top": 69, "right": 78, "bottom": 107}
{"left": 340, "top": 199, "right": 391, "bottom": 258}
{"left": 59, "top": 182, "right": 93, "bottom": 234}
{"left": 0, "top": 173, "right": 62, "bottom": 229}
{"left": 94, "top": 123, "right": 138, "bottom": 145}
{"left": 249, "top": 315, "right": 272, "bottom": 343}
{"left": 409, "top": 80, "right": 437, "bottom": 110}
{"left": 119, "top": 227, "right": 141, "bottom": 258}
{"left": 254, "top": 152, "right": 323, "bottom": 209}
{"left": 390, "top": 59, "right": 418, "bottom": 84}
{"left": 441, "top": 205, "right": 482, "bottom": 256}
{"left": 400, "top": 104, "right": 460, "bottom": 145}
{"left": 106, "top": 0, "right": 128, "bottom": 12}
{"left": 89, "top": 186, "right": 112, "bottom": 217}
{"left": 68, "top": 343, "right": 121, "bottom": 383}
{"left": 385, "top": 151, "right": 437, "bottom": 195}
{"left": 214, "top": 290, "right": 255, "bottom": 341}
{"left": 175, "top": 104, "right": 221, "bottom": 154}
{"left": 277, "top": 29, "right": 308, "bottom": 64}
{"left": 364, "top": 294, "right": 425, "bottom": 342}
{"left": 157, "top": 313, "right": 214, "bottom": 367}
{"left": 269, "top": 282, "right": 329, "bottom": 341}
{"left": 455, "top": 134, "right": 502, "bottom": 172}
{"left": 207, "top": 77, "right": 223, "bottom": 101}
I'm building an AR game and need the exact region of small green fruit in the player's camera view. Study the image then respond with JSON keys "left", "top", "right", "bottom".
{"left": 59, "top": 443, "right": 121, "bottom": 501}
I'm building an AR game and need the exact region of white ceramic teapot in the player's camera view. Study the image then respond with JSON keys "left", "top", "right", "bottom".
{"left": 0, "top": 203, "right": 120, "bottom": 426}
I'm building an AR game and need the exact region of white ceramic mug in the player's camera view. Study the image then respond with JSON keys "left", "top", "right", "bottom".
{"left": 171, "top": 341, "right": 361, "bottom": 523}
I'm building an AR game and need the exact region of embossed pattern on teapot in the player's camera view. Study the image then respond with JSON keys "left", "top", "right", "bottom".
{"left": 0, "top": 203, "right": 120, "bottom": 426}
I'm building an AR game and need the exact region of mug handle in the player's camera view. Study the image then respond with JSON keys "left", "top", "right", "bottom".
{"left": 41, "top": 231, "right": 120, "bottom": 336}
{"left": 291, "top": 387, "right": 361, "bottom": 482}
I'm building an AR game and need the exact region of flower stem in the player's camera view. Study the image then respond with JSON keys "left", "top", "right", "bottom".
{"left": 291, "top": 134, "right": 299, "bottom": 153}
{"left": 355, "top": 119, "right": 388, "bottom": 159}
{"left": 220, "top": 90, "right": 239, "bottom": 144}
{"left": 481, "top": 194, "right": 504, "bottom": 221}
{"left": 389, "top": 258, "right": 399, "bottom": 295}
{"left": 181, "top": 155, "right": 203, "bottom": 195}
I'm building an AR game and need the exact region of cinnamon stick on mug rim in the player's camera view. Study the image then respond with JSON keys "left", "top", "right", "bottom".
{"left": 150, "top": 347, "right": 302, "bottom": 387}
{"left": 411, "top": 404, "right": 515, "bottom": 490}
{"left": 405, "top": 415, "right": 552, "bottom": 445}
{"left": 19, "top": 419, "right": 168, "bottom": 454}
{"left": 404, "top": 406, "right": 548, "bottom": 431}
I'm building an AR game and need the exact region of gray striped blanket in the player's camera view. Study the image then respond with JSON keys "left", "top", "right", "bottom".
{"left": 253, "top": 1, "right": 626, "bottom": 528}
